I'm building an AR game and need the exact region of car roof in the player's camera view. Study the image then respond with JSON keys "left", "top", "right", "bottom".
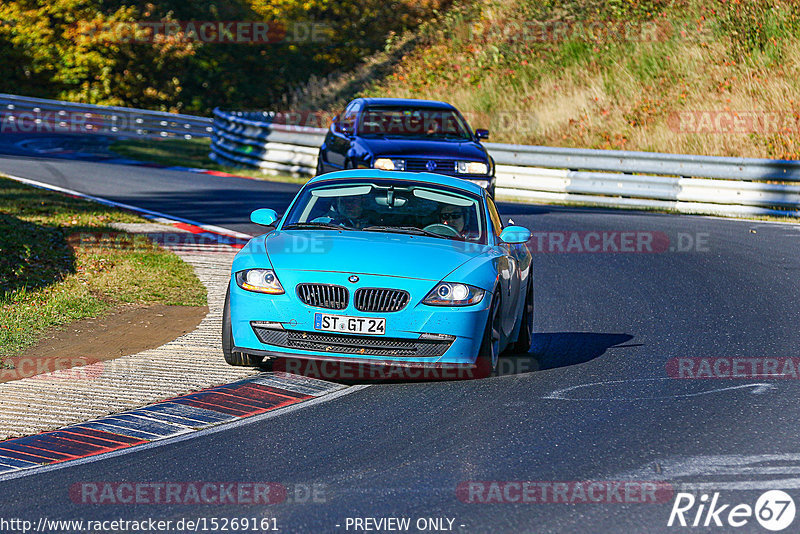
{"left": 305, "top": 169, "right": 486, "bottom": 196}
{"left": 358, "top": 98, "right": 456, "bottom": 110}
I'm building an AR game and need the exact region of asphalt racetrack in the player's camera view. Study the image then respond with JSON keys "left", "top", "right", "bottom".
{"left": 1, "top": 136, "right": 800, "bottom": 532}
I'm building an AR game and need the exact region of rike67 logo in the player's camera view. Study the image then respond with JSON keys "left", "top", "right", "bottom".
{"left": 668, "top": 490, "right": 796, "bottom": 531}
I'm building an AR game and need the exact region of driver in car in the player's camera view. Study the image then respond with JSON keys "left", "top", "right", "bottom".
{"left": 330, "top": 195, "right": 368, "bottom": 229}
{"left": 438, "top": 204, "right": 471, "bottom": 238}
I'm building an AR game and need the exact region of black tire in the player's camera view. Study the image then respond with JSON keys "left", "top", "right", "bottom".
{"left": 510, "top": 272, "right": 534, "bottom": 354}
{"left": 475, "top": 293, "right": 501, "bottom": 378}
{"left": 222, "top": 287, "right": 263, "bottom": 367}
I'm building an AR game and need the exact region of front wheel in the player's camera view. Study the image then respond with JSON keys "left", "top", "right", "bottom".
{"left": 510, "top": 272, "right": 533, "bottom": 354}
{"left": 222, "top": 287, "right": 263, "bottom": 367}
{"left": 475, "top": 293, "right": 501, "bottom": 378}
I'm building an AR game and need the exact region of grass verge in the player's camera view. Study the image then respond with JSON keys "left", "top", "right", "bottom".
{"left": 0, "top": 175, "right": 207, "bottom": 360}
{"left": 110, "top": 137, "right": 312, "bottom": 185}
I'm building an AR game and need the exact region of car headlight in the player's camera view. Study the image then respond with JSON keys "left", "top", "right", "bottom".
{"left": 455, "top": 161, "right": 488, "bottom": 175}
{"left": 235, "top": 269, "right": 284, "bottom": 294}
{"left": 423, "top": 282, "right": 485, "bottom": 306}
{"left": 374, "top": 158, "right": 405, "bottom": 171}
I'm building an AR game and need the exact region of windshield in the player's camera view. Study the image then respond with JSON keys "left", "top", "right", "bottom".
{"left": 358, "top": 107, "right": 472, "bottom": 140}
{"left": 282, "top": 179, "right": 486, "bottom": 243}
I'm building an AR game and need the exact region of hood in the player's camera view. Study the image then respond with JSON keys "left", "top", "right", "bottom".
{"left": 265, "top": 230, "right": 487, "bottom": 281}
{"left": 356, "top": 138, "right": 488, "bottom": 160}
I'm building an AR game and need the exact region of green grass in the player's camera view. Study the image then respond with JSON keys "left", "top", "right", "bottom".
{"left": 0, "top": 176, "right": 207, "bottom": 359}
{"left": 111, "top": 137, "right": 312, "bottom": 185}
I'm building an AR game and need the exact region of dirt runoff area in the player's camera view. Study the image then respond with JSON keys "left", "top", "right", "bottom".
{"left": 0, "top": 304, "right": 207, "bottom": 383}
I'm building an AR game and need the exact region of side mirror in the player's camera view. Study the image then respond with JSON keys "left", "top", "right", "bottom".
{"left": 475, "top": 129, "right": 490, "bottom": 140}
{"left": 250, "top": 208, "right": 278, "bottom": 227}
{"left": 499, "top": 225, "right": 530, "bottom": 244}
{"left": 330, "top": 114, "right": 339, "bottom": 130}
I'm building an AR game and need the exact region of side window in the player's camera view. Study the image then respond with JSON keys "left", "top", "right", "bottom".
{"left": 486, "top": 197, "right": 503, "bottom": 236}
{"left": 334, "top": 102, "right": 353, "bottom": 133}
{"left": 339, "top": 101, "right": 360, "bottom": 134}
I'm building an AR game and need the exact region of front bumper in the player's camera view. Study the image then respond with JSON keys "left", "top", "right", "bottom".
{"left": 229, "top": 271, "right": 491, "bottom": 365}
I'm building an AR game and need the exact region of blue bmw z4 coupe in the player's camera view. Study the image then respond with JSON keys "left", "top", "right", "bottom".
{"left": 223, "top": 170, "right": 533, "bottom": 377}
{"left": 316, "top": 98, "right": 496, "bottom": 197}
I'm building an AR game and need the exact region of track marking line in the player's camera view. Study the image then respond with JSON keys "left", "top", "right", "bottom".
{"left": 0, "top": 172, "right": 252, "bottom": 239}
{"left": 543, "top": 377, "right": 778, "bottom": 401}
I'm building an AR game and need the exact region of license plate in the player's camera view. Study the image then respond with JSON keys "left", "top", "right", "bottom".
{"left": 314, "top": 313, "right": 386, "bottom": 335}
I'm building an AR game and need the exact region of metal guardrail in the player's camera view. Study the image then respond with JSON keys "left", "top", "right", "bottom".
{"left": 493, "top": 165, "right": 800, "bottom": 218}
{"left": 2, "top": 93, "right": 798, "bottom": 218}
{"left": 487, "top": 143, "right": 800, "bottom": 182}
{"left": 210, "top": 109, "right": 325, "bottom": 174}
{"left": 0, "top": 93, "right": 213, "bottom": 139}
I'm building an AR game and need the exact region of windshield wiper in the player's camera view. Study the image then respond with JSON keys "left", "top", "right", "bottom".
{"left": 283, "top": 222, "right": 355, "bottom": 231}
{"left": 428, "top": 133, "right": 468, "bottom": 140}
{"left": 363, "top": 225, "right": 443, "bottom": 238}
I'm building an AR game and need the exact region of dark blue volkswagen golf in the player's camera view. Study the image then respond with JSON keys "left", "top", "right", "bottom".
{"left": 316, "top": 98, "right": 496, "bottom": 197}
